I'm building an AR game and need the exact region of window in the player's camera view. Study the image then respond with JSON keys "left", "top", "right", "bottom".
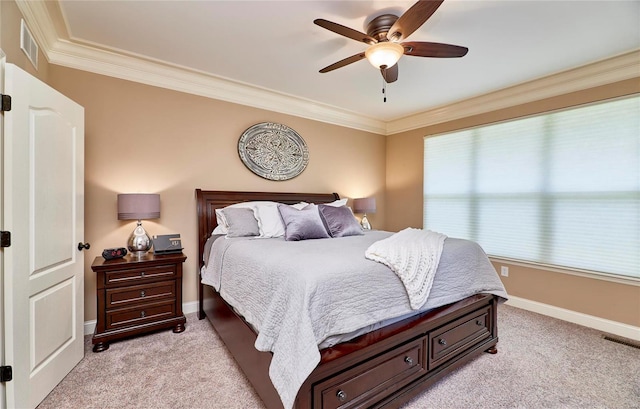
{"left": 424, "top": 95, "right": 640, "bottom": 279}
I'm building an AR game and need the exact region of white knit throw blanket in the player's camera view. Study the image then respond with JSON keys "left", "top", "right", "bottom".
{"left": 365, "top": 228, "right": 447, "bottom": 310}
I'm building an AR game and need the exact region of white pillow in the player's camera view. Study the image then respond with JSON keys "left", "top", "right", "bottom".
{"left": 254, "top": 203, "right": 286, "bottom": 238}
{"left": 212, "top": 224, "right": 226, "bottom": 235}
{"left": 326, "top": 198, "right": 348, "bottom": 207}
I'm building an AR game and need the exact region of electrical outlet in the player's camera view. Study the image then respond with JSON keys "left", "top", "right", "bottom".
{"left": 500, "top": 266, "right": 509, "bottom": 277}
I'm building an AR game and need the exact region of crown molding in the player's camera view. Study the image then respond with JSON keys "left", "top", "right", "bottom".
{"left": 386, "top": 50, "right": 640, "bottom": 134}
{"left": 16, "top": 0, "right": 639, "bottom": 137}
{"left": 47, "top": 40, "right": 388, "bottom": 135}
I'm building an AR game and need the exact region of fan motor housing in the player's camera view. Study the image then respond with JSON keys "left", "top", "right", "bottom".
{"left": 366, "top": 14, "right": 399, "bottom": 41}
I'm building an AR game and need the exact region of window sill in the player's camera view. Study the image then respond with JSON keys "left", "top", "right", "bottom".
{"left": 488, "top": 256, "right": 640, "bottom": 287}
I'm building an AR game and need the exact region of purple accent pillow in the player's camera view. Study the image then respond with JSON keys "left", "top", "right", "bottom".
{"left": 318, "top": 204, "right": 364, "bottom": 238}
{"left": 277, "top": 204, "right": 330, "bottom": 241}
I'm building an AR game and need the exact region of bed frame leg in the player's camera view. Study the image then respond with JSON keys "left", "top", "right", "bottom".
{"left": 198, "top": 275, "right": 205, "bottom": 320}
{"left": 486, "top": 346, "right": 498, "bottom": 354}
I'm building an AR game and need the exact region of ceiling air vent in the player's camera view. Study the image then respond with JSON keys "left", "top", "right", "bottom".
{"left": 20, "top": 19, "right": 38, "bottom": 70}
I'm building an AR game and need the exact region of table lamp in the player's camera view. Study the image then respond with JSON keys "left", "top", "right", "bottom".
{"left": 117, "top": 193, "right": 160, "bottom": 257}
{"left": 353, "top": 197, "right": 376, "bottom": 230}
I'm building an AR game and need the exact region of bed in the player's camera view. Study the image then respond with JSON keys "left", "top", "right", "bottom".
{"left": 196, "top": 189, "right": 506, "bottom": 409}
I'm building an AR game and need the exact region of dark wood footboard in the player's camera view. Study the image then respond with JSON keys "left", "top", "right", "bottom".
{"left": 202, "top": 286, "right": 498, "bottom": 409}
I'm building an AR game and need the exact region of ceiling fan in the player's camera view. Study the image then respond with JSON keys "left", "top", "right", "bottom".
{"left": 314, "top": 0, "right": 468, "bottom": 84}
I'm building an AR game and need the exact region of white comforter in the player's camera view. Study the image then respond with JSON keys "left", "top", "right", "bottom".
{"left": 201, "top": 230, "right": 507, "bottom": 409}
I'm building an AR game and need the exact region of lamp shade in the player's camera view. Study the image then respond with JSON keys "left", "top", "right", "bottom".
{"left": 353, "top": 197, "right": 376, "bottom": 214}
{"left": 117, "top": 194, "right": 160, "bottom": 220}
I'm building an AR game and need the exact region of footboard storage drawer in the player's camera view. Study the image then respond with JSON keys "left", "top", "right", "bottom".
{"left": 428, "top": 306, "right": 491, "bottom": 368}
{"left": 314, "top": 338, "right": 425, "bottom": 409}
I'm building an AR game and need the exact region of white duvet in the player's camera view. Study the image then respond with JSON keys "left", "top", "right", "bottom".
{"left": 201, "top": 230, "right": 507, "bottom": 409}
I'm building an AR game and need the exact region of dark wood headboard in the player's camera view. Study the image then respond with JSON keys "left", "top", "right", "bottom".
{"left": 195, "top": 189, "right": 340, "bottom": 268}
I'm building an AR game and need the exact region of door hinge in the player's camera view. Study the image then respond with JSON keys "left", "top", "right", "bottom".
{"left": 0, "top": 94, "right": 11, "bottom": 112}
{"left": 0, "top": 366, "right": 12, "bottom": 382}
{"left": 0, "top": 231, "right": 10, "bottom": 248}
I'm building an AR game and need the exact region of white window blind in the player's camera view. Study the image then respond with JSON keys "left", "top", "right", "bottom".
{"left": 424, "top": 95, "right": 640, "bottom": 279}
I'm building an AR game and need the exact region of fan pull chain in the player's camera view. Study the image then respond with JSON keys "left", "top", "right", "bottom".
{"left": 382, "top": 79, "right": 387, "bottom": 103}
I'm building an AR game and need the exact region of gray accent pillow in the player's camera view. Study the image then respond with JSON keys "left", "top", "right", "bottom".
{"left": 318, "top": 204, "right": 364, "bottom": 238}
{"left": 277, "top": 204, "right": 330, "bottom": 241}
{"left": 220, "top": 207, "right": 260, "bottom": 238}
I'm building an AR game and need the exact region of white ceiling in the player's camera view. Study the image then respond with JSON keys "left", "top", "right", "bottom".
{"left": 51, "top": 0, "right": 640, "bottom": 126}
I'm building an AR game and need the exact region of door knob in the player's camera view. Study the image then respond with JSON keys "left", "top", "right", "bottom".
{"left": 77, "top": 242, "right": 91, "bottom": 251}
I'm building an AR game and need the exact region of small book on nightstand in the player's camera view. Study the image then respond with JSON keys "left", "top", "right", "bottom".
{"left": 152, "top": 234, "right": 183, "bottom": 255}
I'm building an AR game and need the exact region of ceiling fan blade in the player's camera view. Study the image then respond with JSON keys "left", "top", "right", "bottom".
{"left": 380, "top": 64, "right": 398, "bottom": 83}
{"left": 314, "top": 19, "right": 377, "bottom": 45}
{"left": 387, "top": 0, "right": 444, "bottom": 42}
{"left": 403, "top": 41, "right": 468, "bottom": 58}
{"left": 319, "top": 52, "right": 367, "bottom": 73}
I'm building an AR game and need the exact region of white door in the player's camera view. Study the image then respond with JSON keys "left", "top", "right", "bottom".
{"left": 2, "top": 63, "right": 85, "bottom": 408}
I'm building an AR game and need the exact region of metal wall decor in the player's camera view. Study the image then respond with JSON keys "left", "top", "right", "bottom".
{"left": 238, "top": 122, "right": 309, "bottom": 181}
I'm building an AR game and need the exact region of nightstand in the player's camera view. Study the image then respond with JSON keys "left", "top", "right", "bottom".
{"left": 91, "top": 252, "right": 187, "bottom": 352}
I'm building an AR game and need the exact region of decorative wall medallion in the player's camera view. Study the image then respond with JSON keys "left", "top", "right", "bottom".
{"left": 238, "top": 122, "right": 309, "bottom": 181}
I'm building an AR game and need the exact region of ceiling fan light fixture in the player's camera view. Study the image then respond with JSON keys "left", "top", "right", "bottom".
{"left": 365, "top": 42, "right": 404, "bottom": 69}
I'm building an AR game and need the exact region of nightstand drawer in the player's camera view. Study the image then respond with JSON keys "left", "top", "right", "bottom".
{"left": 106, "top": 280, "right": 175, "bottom": 308}
{"left": 106, "top": 300, "right": 176, "bottom": 330}
{"left": 105, "top": 264, "right": 177, "bottom": 287}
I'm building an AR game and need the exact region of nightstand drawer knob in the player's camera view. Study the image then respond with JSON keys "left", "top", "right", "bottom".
{"left": 140, "top": 290, "right": 146, "bottom": 298}
{"left": 476, "top": 319, "right": 483, "bottom": 326}
{"left": 140, "top": 311, "right": 146, "bottom": 318}
{"left": 404, "top": 356, "right": 414, "bottom": 365}
{"left": 140, "top": 272, "right": 146, "bottom": 278}
{"left": 336, "top": 390, "right": 347, "bottom": 402}
{"left": 438, "top": 338, "right": 447, "bottom": 346}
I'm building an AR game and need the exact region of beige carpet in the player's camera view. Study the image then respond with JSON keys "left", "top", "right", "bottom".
{"left": 37, "top": 305, "right": 639, "bottom": 409}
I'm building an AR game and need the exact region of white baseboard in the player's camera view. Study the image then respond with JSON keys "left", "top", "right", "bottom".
{"left": 505, "top": 296, "right": 640, "bottom": 341}
{"left": 84, "top": 320, "right": 96, "bottom": 336}
{"left": 83, "top": 300, "right": 201, "bottom": 336}
{"left": 182, "top": 300, "right": 200, "bottom": 316}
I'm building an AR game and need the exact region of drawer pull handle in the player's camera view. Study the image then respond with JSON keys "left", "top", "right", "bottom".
{"left": 404, "top": 356, "right": 414, "bottom": 365}
{"left": 476, "top": 319, "right": 483, "bottom": 326}
{"left": 336, "top": 390, "right": 347, "bottom": 402}
{"left": 140, "top": 311, "right": 146, "bottom": 318}
{"left": 438, "top": 338, "right": 447, "bottom": 346}
{"left": 140, "top": 290, "right": 146, "bottom": 298}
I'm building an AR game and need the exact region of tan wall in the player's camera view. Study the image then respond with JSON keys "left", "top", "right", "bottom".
{"left": 0, "top": 0, "right": 50, "bottom": 82}
{"left": 386, "top": 79, "right": 640, "bottom": 327}
{"left": 47, "top": 66, "right": 386, "bottom": 322}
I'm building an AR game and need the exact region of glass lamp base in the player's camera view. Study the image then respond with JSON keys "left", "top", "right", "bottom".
{"left": 361, "top": 214, "right": 372, "bottom": 230}
{"left": 127, "top": 221, "right": 152, "bottom": 257}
